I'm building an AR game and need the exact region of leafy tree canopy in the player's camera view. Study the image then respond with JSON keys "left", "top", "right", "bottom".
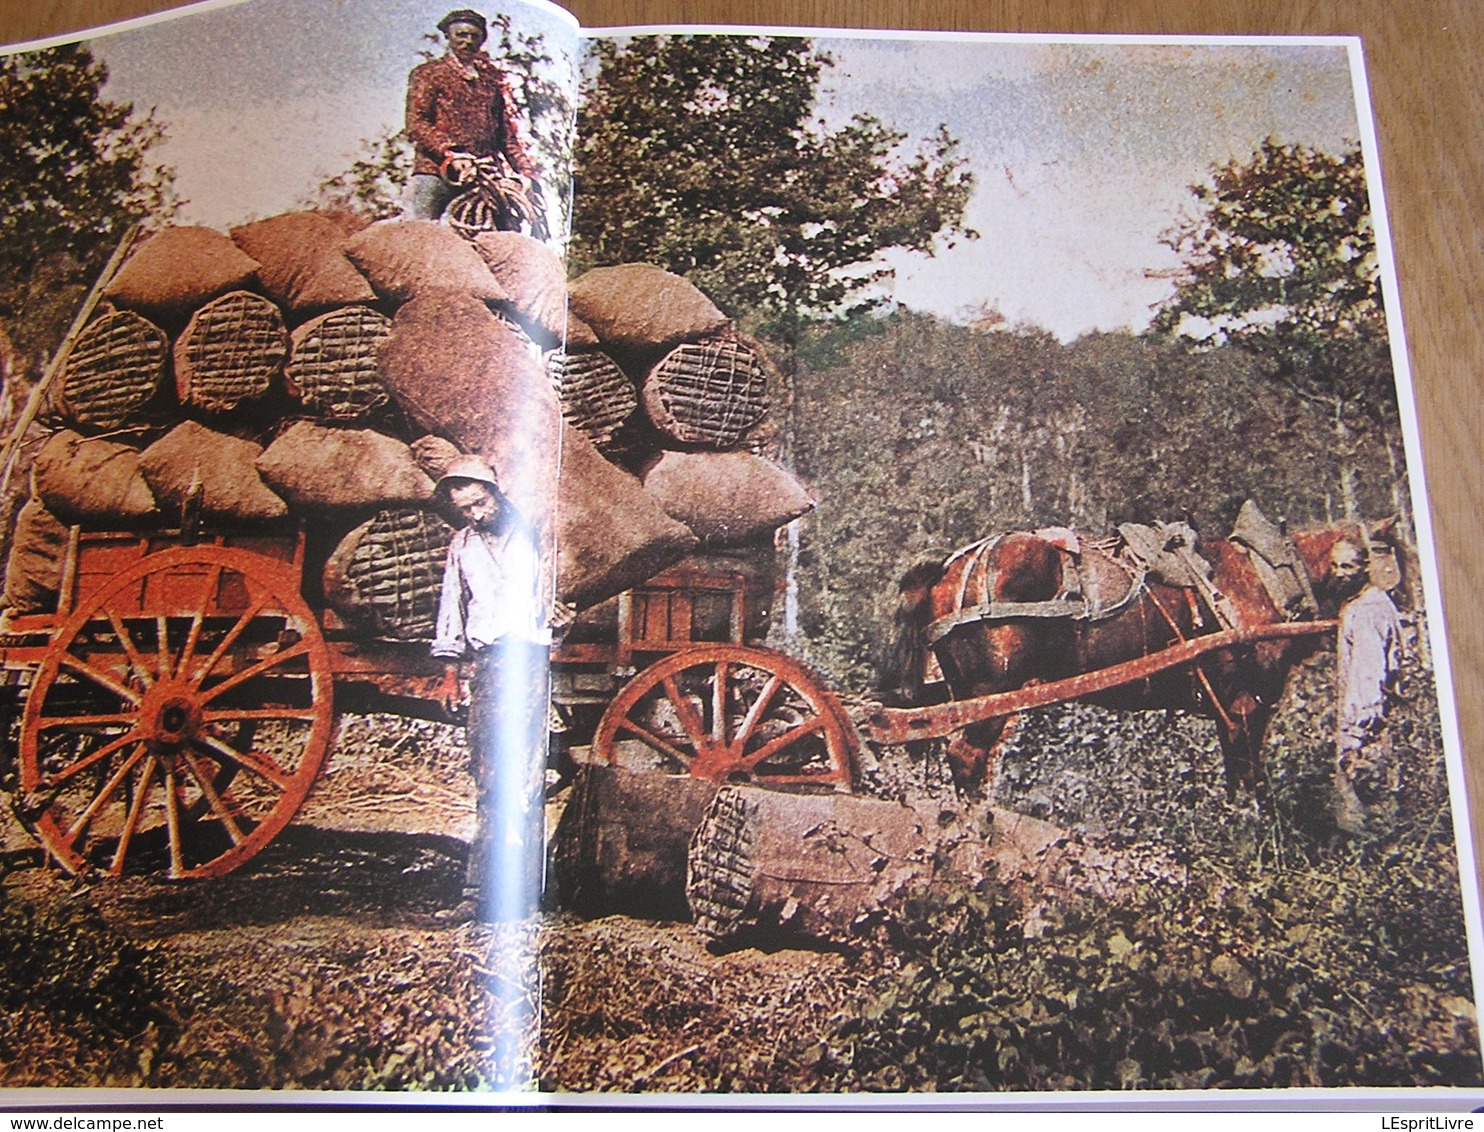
{"left": 1151, "top": 139, "right": 1391, "bottom": 421}
{"left": 0, "top": 44, "right": 175, "bottom": 369}
{"left": 569, "top": 36, "right": 977, "bottom": 331}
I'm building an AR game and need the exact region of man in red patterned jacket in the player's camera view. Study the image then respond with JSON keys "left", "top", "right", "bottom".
{"left": 405, "top": 9, "right": 540, "bottom": 221}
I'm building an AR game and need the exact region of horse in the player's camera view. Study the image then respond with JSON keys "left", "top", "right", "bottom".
{"left": 881, "top": 507, "right": 1400, "bottom": 799}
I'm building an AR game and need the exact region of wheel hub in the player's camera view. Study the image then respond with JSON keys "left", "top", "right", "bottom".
{"left": 690, "top": 743, "right": 747, "bottom": 782}
{"left": 142, "top": 682, "right": 204, "bottom": 748}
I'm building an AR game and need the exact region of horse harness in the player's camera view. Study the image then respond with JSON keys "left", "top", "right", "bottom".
{"left": 924, "top": 503, "right": 1319, "bottom": 648}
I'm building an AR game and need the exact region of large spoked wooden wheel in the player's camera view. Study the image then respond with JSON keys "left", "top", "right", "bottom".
{"left": 593, "top": 645, "right": 857, "bottom": 791}
{"left": 17, "top": 546, "right": 334, "bottom": 879}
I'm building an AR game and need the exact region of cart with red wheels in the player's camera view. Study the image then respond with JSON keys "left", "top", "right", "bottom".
{"left": 2, "top": 530, "right": 335, "bottom": 879}
{"left": 553, "top": 563, "right": 859, "bottom": 793}
{"left": 1, "top": 526, "right": 454, "bottom": 881}
{"left": 0, "top": 532, "right": 860, "bottom": 881}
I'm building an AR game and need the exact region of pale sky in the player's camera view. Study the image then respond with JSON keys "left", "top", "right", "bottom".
{"left": 43, "top": 1, "right": 1369, "bottom": 342}
{"left": 815, "top": 36, "right": 1362, "bottom": 339}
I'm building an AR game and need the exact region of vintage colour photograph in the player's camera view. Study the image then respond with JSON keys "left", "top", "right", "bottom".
{"left": 0, "top": 0, "right": 1478, "bottom": 1106}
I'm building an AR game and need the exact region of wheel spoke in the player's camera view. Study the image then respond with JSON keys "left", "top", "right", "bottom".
{"left": 58, "top": 653, "right": 142, "bottom": 706}
{"left": 732, "top": 673, "right": 783, "bottom": 749}
{"left": 178, "top": 747, "right": 246, "bottom": 844}
{"left": 175, "top": 565, "right": 224, "bottom": 680}
{"left": 106, "top": 611, "right": 155, "bottom": 689}
{"left": 195, "top": 731, "right": 292, "bottom": 791}
{"left": 197, "top": 639, "right": 313, "bottom": 706}
{"left": 108, "top": 753, "right": 159, "bottom": 876}
{"left": 66, "top": 742, "right": 149, "bottom": 845}
{"left": 202, "top": 707, "right": 320, "bottom": 724}
{"left": 712, "top": 662, "right": 729, "bottom": 745}
{"left": 659, "top": 674, "right": 709, "bottom": 750}
{"left": 737, "top": 716, "right": 826, "bottom": 772}
{"left": 189, "top": 591, "right": 268, "bottom": 684}
{"left": 156, "top": 615, "right": 172, "bottom": 685}
{"left": 162, "top": 761, "right": 185, "bottom": 879}
{"left": 614, "top": 716, "right": 695, "bottom": 770}
{"left": 35, "top": 711, "right": 138, "bottom": 730}
{"left": 42, "top": 729, "right": 145, "bottom": 788}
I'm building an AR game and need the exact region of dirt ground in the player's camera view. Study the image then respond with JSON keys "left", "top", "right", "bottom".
{"left": 4, "top": 673, "right": 1479, "bottom": 1096}
{"left": 0, "top": 712, "right": 887, "bottom": 1095}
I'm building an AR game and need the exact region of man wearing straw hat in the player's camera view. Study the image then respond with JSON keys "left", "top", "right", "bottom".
{"left": 431, "top": 455, "right": 569, "bottom": 922}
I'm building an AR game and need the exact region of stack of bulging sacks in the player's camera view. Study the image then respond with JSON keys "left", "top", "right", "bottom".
{"left": 3, "top": 216, "right": 816, "bottom": 642}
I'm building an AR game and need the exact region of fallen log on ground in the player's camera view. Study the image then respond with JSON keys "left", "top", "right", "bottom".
{"left": 687, "top": 786, "right": 938, "bottom": 943}
{"left": 686, "top": 785, "right": 1137, "bottom": 946}
{"left": 551, "top": 763, "right": 720, "bottom": 921}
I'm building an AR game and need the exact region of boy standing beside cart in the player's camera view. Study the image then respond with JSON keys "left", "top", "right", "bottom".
{"left": 431, "top": 455, "right": 572, "bottom": 924}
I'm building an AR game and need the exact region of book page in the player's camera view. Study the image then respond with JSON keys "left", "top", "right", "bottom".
{"left": 0, "top": 0, "right": 578, "bottom": 1100}
{"left": 538, "top": 25, "right": 1484, "bottom": 1105}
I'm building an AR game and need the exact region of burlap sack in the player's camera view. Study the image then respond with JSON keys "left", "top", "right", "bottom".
{"left": 32, "top": 430, "right": 159, "bottom": 525}
{"left": 342, "top": 220, "right": 508, "bottom": 304}
{"left": 138, "top": 421, "right": 287, "bottom": 522}
{"left": 564, "top": 313, "right": 600, "bottom": 350}
{"left": 641, "top": 451, "right": 815, "bottom": 546}
{"left": 380, "top": 292, "right": 559, "bottom": 521}
{"left": 256, "top": 422, "right": 433, "bottom": 510}
{"left": 230, "top": 211, "right": 377, "bottom": 312}
{"left": 322, "top": 509, "right": 454, "bottom": 640}
{"left": 3, "top": 498, "right": 70, "bottom": 614}
{"left": 104, "top": 226, "right": 261, "bottom": 323}
{"left": 556, "top": 425, "right": 698, "bottom": 609}
{"left": 470, "top": 231, "right": 567, "bottom": 339}
{"left": 567, "top": 264, "right": 728, "bottom": 352}
{"left": 410, "top": 434, "right": 463, "bottom": 482}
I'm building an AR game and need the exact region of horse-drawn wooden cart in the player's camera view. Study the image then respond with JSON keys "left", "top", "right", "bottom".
{"left": 0, "top": 525, "right": 866, "bottom": 881}
{"left": 0, "top": 514, "right": 1347, "bottom": 883}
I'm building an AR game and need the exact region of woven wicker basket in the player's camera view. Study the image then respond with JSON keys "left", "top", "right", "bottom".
{"left": 286, "top": 306, "right": 392, "bottom": 422}
{"left": 174, "top": 290, "right": 288, "bottom": 414}
{"left": 58, "top": 309, "right": 168, "bottom": 430}
{"left": 641, "top": 333, "right": 770, "bottom": 449}
{"left": 547, "top": 349, "right": 637, "bottom": 452}
{"left": 327, "top": 509, "right": 453, "bottom": 641}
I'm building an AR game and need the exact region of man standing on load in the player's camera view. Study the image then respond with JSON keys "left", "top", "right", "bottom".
{"left": 405, "top": 9, "right": 540, "bottom": 222}
{"left": 431, "top": 456, "right": 571, "bottom": 923}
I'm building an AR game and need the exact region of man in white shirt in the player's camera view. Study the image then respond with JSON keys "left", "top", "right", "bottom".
{"left": 1329, "top": 538, "right": 1404, "bottom": 837}
{"left": 431, "top": 455, "right": 570, "bottom": 921}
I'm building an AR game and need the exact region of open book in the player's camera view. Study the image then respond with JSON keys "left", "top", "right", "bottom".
{"left": 1, "top": 0, "right": 1481, "bottom": 1108}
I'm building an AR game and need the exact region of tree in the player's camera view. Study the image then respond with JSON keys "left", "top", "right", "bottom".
{"left": 0, "top": 44, "right": 175, "bottom": 375}
{"left": 1151, "top": 140, "right": 1393, "bottom": 517}
{"left": 569, "top": 36, "right": 976, "bottom": 335}
{"left": 312, "top": 130, "right": 414, "bottom": 223}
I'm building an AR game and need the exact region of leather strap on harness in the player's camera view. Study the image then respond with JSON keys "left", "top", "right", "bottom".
{"left": 926, "top": 536, "right": 1147, "bottom": 646}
